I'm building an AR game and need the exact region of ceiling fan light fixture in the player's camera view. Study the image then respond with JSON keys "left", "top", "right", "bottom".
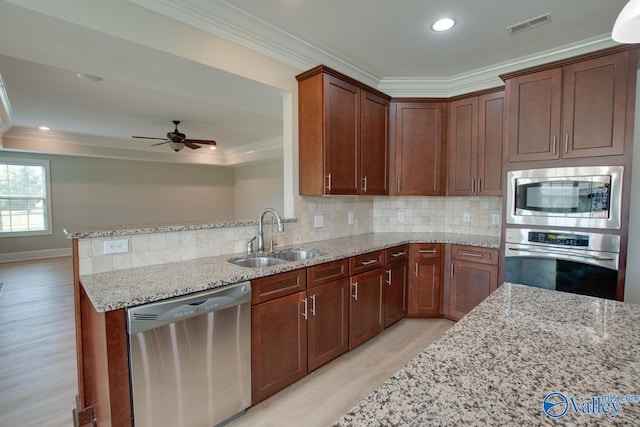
{"left": 612, "top": 0, "right": 640, "bottom": 43}
{"left": 431, "top": 18, "right": 456, "bottom": 32}
{"left": 209, "top": 145, "right": 216, "bottom": 150}
{"left": 170, "top": 142, "right": 185, "bottom": 152}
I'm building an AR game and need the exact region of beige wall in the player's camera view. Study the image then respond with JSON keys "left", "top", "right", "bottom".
{"left": 234, "top": 158, "right": 284, "bottom": 220}
{"left": 0, "top": 151, "right": 235, "bottom": 255}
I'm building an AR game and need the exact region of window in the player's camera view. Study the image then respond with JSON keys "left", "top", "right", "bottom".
{"left": 0, "top": 158, "right": 52, "bottom": 236}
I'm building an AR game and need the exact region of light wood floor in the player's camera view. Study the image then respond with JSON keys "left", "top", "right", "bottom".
{"left": 229, "top": 317, "right": 454, "bottom": 427}
{"left": 0, "top": 257, "right": 77, "bottom": 427}
{"left": 0, "top": 257, "right": 454, "bottom": 427}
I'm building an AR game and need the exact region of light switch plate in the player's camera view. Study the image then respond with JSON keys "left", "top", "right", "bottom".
{"left": 348, "top": 212, "right": 354, "bottom": 224}
{"left": 314, "top": 214, "right": 324, "bottom": 228}
{"left": 491, "top": 212, "right": 501, "bottom": 225}
{"left": 463, "top": 212, "right": 471, "bottom": 223}
{"left": 104, "top": 239, "right": 129, "bottom": 254}
{"left": 397, "top": 211, "right": 405, "bottom": 222}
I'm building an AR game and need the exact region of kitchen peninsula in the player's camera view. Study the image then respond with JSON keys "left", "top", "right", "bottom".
{"left": 336, "top": 283, "right": 640, "bottom": 425}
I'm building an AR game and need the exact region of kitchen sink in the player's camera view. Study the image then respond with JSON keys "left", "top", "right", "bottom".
{"left": 230, "top": 248, "right": 325, "bottom": 268}
{"left": 230, "top": 256, "right": 286, "bottom": 268}
{"left": 272, "top": 249, "right": 325, "bottom": 261}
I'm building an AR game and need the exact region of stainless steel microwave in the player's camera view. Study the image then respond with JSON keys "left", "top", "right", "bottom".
{"left": 506, "top": 166, "right": 623, "bottom": 229}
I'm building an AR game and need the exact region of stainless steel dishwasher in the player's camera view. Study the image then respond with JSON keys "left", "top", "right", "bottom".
{"left": 127, "top": 282, "right": 251, "bottom": 427}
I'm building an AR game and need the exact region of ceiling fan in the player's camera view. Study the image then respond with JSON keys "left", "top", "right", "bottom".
{"left": 132, "top": 120, "right": 217, "bottom": 152}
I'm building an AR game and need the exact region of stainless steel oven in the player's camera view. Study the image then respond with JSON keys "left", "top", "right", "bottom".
{"left": 504, "top": 228, "right": 620, "bottom": 300}
{"left": 506, "top": 166, "right": 623, "bottom": 229}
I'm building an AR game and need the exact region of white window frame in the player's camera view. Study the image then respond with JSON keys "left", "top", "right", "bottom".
{"left": 0, "top": 158, "right": 53, "bottom": 237}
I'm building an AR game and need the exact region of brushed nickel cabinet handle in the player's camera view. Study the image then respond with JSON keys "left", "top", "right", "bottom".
{"left": 552, "top": 136, "right": 557, "bottom": 155}
{"left": 352, "top": 282, "right": 359, "bottom": 300}
{"left": 391, "top": 251, "right": 406, "bottom": 258}
{"left": 478, "top": 178, "right": 482, "bottom": 193}
{"left": 301, "top": 298, "right": 308, "bottom": 320}
{"left": 310, "top": 294, "right": 316, "bottom": 316}
{"left": 326, "top": 173, "right": 332, "bottom": 191}
{"left": 450, "top": 263, "right": 455, "bottom": 279}
{"left": 472, "top": 178, "right": 476, "bottom": 194}
{"left": 362, "top": 176, "right": 367, "bottom": 193}
{"left": 397, "top": 179, "right": 401, "bottom": 193}
{"left": 415, "top": 262, "right": 419, "bottom": 277}
{"left": 386, "top": 269, "right": 392, "bottom": 285}
{"left": 565, "top": 135, "right": 569, "bottom": 154}
{"left": 360, "top": 259, "right": 378, "bottom": 266}
{"left": 460, "top": 251, "right": 483, "bottom": 258}
{"left": 419, "top": 249, "right": 437, "bottom": 254}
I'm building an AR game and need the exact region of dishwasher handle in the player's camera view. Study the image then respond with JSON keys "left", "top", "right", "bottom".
{"left": 127, "top": 282, "right": 251, "bottom": 334}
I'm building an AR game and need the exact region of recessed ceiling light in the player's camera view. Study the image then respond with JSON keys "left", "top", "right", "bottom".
{"left": 38, "top": 125, "right": 50, "bottom": 131}
{"left": 209, "top": 146, "right": 216, "bottom": 150}
{"left": 432, "top": 18, "right": 456, "bottom": 32}
{"left": 76, "top": 72, "right": 103, "bottom": 82}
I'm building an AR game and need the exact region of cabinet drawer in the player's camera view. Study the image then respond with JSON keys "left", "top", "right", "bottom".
{"left": 251, "top": 269, "right": 307, "bottom": 305}
{"left": 411, "top": 243, "right": 441, "bottom": 259}
{"left": 451, "top": 245, "right": 498, "bottom": 265}
{"left": 307, "top": 259, "right": 349, "bottom": 288}
{"left": 385, "top": 245, "right": 408, "bottom": 264}
{"left": 350, "top": 250, "right": 385, "bottom": 275}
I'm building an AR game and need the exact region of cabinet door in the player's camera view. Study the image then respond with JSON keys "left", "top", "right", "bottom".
{"left": 448, "top": 97, "right": 478, "bottom": 196}
{"left": 360, "top": 90, "right": 389, "bottom": 195}
{"left": 394, "top": 102, "right": 444, "bottom": 195}
{"left": 349, "top": 268, "right": 384, "bottom": 349}
{"left": 383, "top": 261, "right": 407, "bottom": 328}
{"left": 449, "top": 260, "right": 498, "bottom": 321}
{"left": 477, "top": 91, "right": 504, "bottom": 196}
{"left": 251, "top": 291, "right": 308, "bottom": 403}
{"left": 562, "top": 51, "right": 629, "bottom": 158}
{"left": 507, "top": 68, "right": 562, "bottom": 162}
{"left": 307, "top": 279, "right": 349, "bottom": 371}
{"left": 324, "top": 74, "right": 359, "bottom": 194}
{"left": 407, "top": 255, "right": 442, "bottom": 317}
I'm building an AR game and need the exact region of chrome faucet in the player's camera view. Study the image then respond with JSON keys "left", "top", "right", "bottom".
{"left": 258, "top": 208, "right": 284, "bottom": 252}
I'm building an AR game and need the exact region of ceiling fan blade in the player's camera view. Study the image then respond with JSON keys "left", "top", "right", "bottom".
{"left": 184, "top": 139, "right": 217, "bottom": 145}
{"left": 184, "top": 142, "right": 202, "bottom": 150}
{"left": 132, "top": 136, "right": 169, "bottom": 140}
{"left": 150, "top": 141, "right": 171, "bottom": 146}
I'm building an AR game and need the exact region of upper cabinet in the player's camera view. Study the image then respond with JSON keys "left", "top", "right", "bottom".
{"left": 447, "top": 90, "right": 504, "bottom": 196}
{"left": 390, "top": 101, "right": 446, "bottom": 196}
{"left": 297, "top": 66, "right": 390, "bottom": 196}
{"left": 505, "top": 50, "right": 634, "bottom": 162}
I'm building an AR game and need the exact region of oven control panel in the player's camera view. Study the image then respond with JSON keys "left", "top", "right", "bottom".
{"left": 528, "top": 231, "right": 589, "bottom": 247}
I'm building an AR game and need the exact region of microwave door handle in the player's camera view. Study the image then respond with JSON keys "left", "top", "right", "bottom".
{"left": 507, "top": 247, "right": 614, "bottom": 262}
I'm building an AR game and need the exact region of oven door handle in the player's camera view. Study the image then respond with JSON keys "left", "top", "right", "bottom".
{"left": 507, "top": 247, "right": 615, "bottom": 262}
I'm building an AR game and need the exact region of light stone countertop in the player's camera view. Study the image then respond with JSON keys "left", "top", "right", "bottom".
{"left": 78, "top": 232, "right": 499, "bottom": 312}
{"left": 334, "top": 283, "right": 640, "bottom": 426}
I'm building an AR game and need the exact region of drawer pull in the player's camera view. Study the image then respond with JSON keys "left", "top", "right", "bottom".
{"left": 460, "top": 251, "right": 483, "bottom": 258}
{"left": 310, "top": 294, "right": 316, "bottom": 316}
{"left": 352, "top": 282, "right": 359, "bottom": 300}
{"left": 386, "top": 269, "right": 392, "bottom": 285}
{"left": 391, "top": 251, "right": 406, "bottom": 258}
{"left": 419, "top": 249, "right": 437, "bottom": 254}
{"left": 451, "top": 263, "right": 455, "bottom": 279}
{"left": 415, "top": 262, "right": 419, "bottom": 277}
{"left": 326, "top": 173, "right": 332, "bottom": 191}
{"left": 360, "top": 259, "right": 378, "bottom": 266}
{"left": 301, "top": 298, "right": 308, "bottom": 320}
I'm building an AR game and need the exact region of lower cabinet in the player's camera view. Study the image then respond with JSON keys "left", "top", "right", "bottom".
{"left": 307, "top": 278, "right": 349, "bottom": 371}
{"left": 407, "top": 243, "right": 443, "bottom": 317}
{"left": 349, "top": 268, "right": 384, "bottom": 349}
{"left": 383, "top": 245, "right": 408, "bottom": 327}
{"left": 448, "top": 245, "right": 499, "bottom": 321}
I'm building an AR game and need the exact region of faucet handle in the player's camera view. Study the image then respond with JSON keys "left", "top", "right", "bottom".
{"left": 247, "top": 236, "right": 256, "bottom": 255}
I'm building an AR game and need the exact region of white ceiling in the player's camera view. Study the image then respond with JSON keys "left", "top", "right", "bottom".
{"left": 0, "top": 0, "right": 630, "bottom": 164}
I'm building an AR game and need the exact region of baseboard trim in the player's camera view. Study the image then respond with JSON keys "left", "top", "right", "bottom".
{"left": 0, "top": 248, "right": 72, "bottom": 263}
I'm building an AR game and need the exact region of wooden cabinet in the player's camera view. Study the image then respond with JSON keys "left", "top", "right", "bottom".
{"left": 506, "top": 50, "right": 631, "bottom": 162}
{"left": 448, "top": 90, "right": 504, "bottom": 196}
{"left": 297, "top": 65, "right": 390, "bottom": 195}
{"left": 251, "top": 270, "right": 308, "bottom": 403}
{"left": 383, "top": 245, "right": 407, "bottom": 327}
{"left": 448, "top": 245, "right": 498, "bottom": 321}
{"left": 306, "top": 260, "right": 350, "bottom": 372}
{"left": 349, "top": 268, "right": 384, "bottom": 349}
{"left": 407, "top": 243, "right": 442, "bottom": 317}
{"left": 391, "top": 101, "right": 446, "bottom": 196}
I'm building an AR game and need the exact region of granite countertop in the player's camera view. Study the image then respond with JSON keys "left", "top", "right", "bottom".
{"left": 79, "top": 232, "right": 499, "bottom": 312}
{"left": 335, "top": 283, "right": 640, "bottom": 426}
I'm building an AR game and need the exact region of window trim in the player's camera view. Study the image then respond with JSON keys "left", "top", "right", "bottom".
{"left": 0, "top": 158, "right": 53, "bottom": 238}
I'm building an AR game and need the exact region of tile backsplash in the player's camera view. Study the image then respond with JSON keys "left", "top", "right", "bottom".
{"left": 78, "top": 195, "right": 501, "bottom": 275}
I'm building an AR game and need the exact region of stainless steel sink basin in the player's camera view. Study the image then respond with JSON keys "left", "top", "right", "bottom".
{"left": 273, "top": 249, "right": 325, "bottom": 261}
{"left": 231, "top": 256, "right": 286, "bottom": 268}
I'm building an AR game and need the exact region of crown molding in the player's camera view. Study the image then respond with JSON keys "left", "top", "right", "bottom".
{"left": 0, "top": 74, "right": 14, "bottom": 135}
{"left": 2, "top": 127, "right": 282, "bottom": 166}
{"left": 379, "top": 34, "right": 619, "bottom": 97}
{"left": 128, "top": 0, "right": 382, "bottom": 87}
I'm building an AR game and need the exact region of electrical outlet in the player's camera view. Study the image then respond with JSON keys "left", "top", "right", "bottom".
{"left": 397, "top": 211, "right": 405, "bottom": 222}
{"left": 104, "top": 239, "right": 129, "bottom": 254}
{"left": 348, "top": 212, "right": 354, "bottom": 224}
{"left": 314, "top": 214, "right": 324, "bottom": 228}
{"left": 463, "top": 212, "right": 471, "bottom": 223}
{"left": 491, "top": 212, "right": 501, "bottom": 225}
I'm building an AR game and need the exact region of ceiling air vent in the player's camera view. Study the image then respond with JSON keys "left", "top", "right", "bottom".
{"left": 507, "top": 13, "right": 551, "bottom": 34}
